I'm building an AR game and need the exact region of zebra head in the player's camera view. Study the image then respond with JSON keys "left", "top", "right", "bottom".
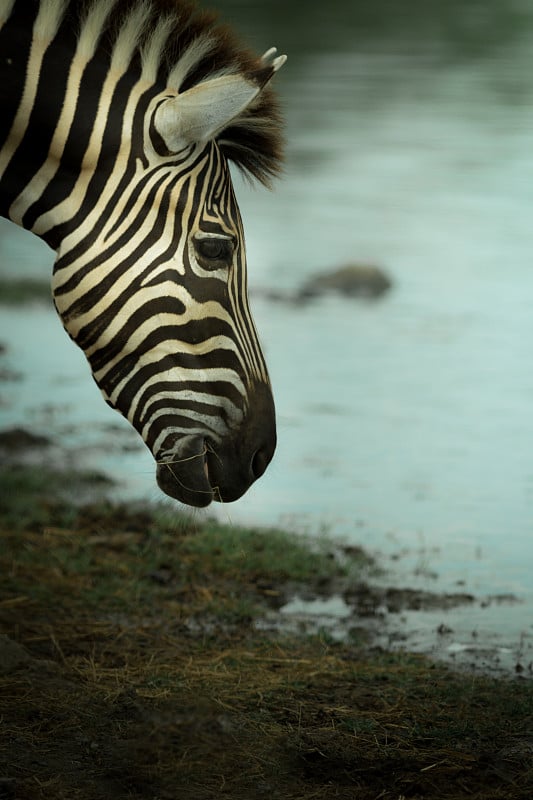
{"left": 18, "top": 3, "right": 289, "bottom": 507}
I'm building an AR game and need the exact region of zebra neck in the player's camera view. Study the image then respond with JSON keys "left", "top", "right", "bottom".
{"left": 0, "top": 0, "right": 162, "bottom": 252}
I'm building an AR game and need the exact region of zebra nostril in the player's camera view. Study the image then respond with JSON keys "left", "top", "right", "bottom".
{"left": 250, "top": 446, "right": 270, "bottom": 481}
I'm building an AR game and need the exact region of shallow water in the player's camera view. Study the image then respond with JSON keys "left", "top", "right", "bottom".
{"left": 1, "top": 0, "right": 532, "bottom": 670}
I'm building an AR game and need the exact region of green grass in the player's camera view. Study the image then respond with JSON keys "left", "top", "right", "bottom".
{"left": 1, "top": 464, "right": 533, "bottom": 799}
{"left": 0, "top": 464, "right": 112, "bottom": 530}
{"left": 177, "top": 518, "right": 358, "bottom": 582}
{"left": 0, "top": 465, "right": 372, "bottom": 624}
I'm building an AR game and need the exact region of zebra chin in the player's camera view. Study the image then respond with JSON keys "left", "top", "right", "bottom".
{"left": 154, "top": 386, "right": 277, "bottom": 507}
{"left": 155, "top": 428, "right": 275, "bottom": 508}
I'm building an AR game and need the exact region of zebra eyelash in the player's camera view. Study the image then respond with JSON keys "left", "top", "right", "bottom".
{"left": 193, "top": 233, "right": 235, "bottom": 269}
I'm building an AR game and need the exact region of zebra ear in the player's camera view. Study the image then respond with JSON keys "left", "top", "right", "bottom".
{"left": 154, "top": 48, "right": 287, "bottom": 153}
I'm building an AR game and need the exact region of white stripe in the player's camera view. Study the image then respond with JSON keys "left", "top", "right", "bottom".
{"left": 0, "top": 1, "right": 68, "bottom": 179}
{"left": 0, "top": 0, "right": 16, "bottom": 29}
{"left": 76, "top": 0, "right": 120, "bottom": 59}
{"left": 105, "top": 365, "right": 247, "bottom": 420}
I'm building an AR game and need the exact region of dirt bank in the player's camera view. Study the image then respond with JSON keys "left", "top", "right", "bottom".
{"left": 1, "top": 462, "right": 532, "bottom": 799}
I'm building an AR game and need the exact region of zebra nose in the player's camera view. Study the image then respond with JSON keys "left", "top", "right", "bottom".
{"left": 250, "top": 444, "right": 271, "bottom": 481}
{"left": 245, "top": 381, "right": 276, "bottom": 484}
{"left": 207, "top": 381, "right": 276, "bottom": 503}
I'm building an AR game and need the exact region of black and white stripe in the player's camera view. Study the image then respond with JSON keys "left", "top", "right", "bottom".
{"left": 0, "top": 0, "right": 286, "bottom": 506}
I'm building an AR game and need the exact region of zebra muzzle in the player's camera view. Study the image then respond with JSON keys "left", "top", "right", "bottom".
{"left": 155, "top": 426, "right": 275, "bottom": 507}
{"left": 155, "top": 384, "right": 276, "bottom": 507}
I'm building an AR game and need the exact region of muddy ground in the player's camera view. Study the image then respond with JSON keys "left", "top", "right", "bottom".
{"left": 1, "top": 436, "right": 532, "bottom": 800}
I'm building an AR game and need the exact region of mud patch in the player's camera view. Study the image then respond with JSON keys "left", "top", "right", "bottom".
{"left": 1, "top": 476, "right": 532, "bottom": 799}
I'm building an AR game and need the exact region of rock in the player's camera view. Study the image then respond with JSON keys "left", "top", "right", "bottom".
{"left": 298, "top": 264, "right": 392, "bottom": 301}
{"left": 0, "top": 427, "right": 52, "bottom": 451}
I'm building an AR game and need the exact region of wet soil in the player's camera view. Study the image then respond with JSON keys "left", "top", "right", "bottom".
{"left": 1, "top": 436, "right": 532, "bottom": 799}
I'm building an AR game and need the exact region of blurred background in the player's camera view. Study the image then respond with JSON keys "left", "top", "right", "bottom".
{"left": 1, "top": 0, "right": 532, "bottom": 666}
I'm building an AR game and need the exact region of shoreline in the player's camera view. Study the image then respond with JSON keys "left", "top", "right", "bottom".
{"left": 0, "top": 425, "right": 531, "bottom": 681}
{"left": 1, "top": 458, "right": 532, "bottom": 798}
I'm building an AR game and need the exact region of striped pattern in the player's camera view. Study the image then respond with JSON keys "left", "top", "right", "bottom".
{"left": 0, "top": 0, "right": 284, "bottom": 506}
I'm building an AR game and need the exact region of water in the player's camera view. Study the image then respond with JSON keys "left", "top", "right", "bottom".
{"left": 1, "top": 0, "right": 532, "bottom": 670}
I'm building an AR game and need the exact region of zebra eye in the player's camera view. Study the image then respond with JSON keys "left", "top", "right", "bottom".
{"left": 194, "top": 236, "right": 233, "bottom": 268}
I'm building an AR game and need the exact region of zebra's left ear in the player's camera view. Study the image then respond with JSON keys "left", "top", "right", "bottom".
{"left": 153, "top": 48, "right": 286, "bottom": 154}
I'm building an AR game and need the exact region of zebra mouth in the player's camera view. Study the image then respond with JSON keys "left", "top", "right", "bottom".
{"left": 156, "top": 436, "right": 214, "bottom": 507}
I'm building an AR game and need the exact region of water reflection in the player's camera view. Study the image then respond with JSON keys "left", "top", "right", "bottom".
{"left": 217, "top": 0, "right": 533, "bottom": 659}
{"left": 1, "top": 0, "right": 533, "bottom": 667}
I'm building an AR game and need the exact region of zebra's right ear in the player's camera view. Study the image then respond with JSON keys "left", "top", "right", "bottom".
{"left": 153, "top": 48, "right": 286, "bottom": 153}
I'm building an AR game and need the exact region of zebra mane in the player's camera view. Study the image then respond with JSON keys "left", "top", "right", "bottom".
{"left": 53, "top": 0, "right": 284, "bottom": 186}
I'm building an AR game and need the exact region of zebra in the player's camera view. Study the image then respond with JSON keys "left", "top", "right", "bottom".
{"left": 0, "top": 0, "right": 286, "bottom": 507}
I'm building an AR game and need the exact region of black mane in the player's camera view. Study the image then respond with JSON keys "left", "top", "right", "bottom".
{"left": 80, "top": 0, "right": 285, "bottom": 185}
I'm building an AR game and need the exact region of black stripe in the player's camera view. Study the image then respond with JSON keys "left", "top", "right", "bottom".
{"left": 21, "top": 46, "right": 112, "bottom": 230}
{"left": 132, "top": 380, "right": 244, "bottom": 431}
{"left": 55, "top": 170, "right": 179, "bottom": 307}
{"left": 111, "top": 358, "right": 245, "bottom": 416}
{"left": 44, "top": 68, "right": 143, "bottom": 250}
{"left": 144, "top": 413, "right": 222, "bottom": 451}
{"left": 86, "top": 299, "right": 237, "bottom": 364}
{"left": 88, "top": 313, "right": 238, "bottom": 373}
{"left": 96, "top": 335, "right": 244, "bottom": 400}
{"left": 135, "top": 395, "right": 233, "bottom": 430}
{"left": 0, "top": 2, "right": 37, "bottom": 152}
{"left": 0, "top": 15, "right": 75, "bottom": 213}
